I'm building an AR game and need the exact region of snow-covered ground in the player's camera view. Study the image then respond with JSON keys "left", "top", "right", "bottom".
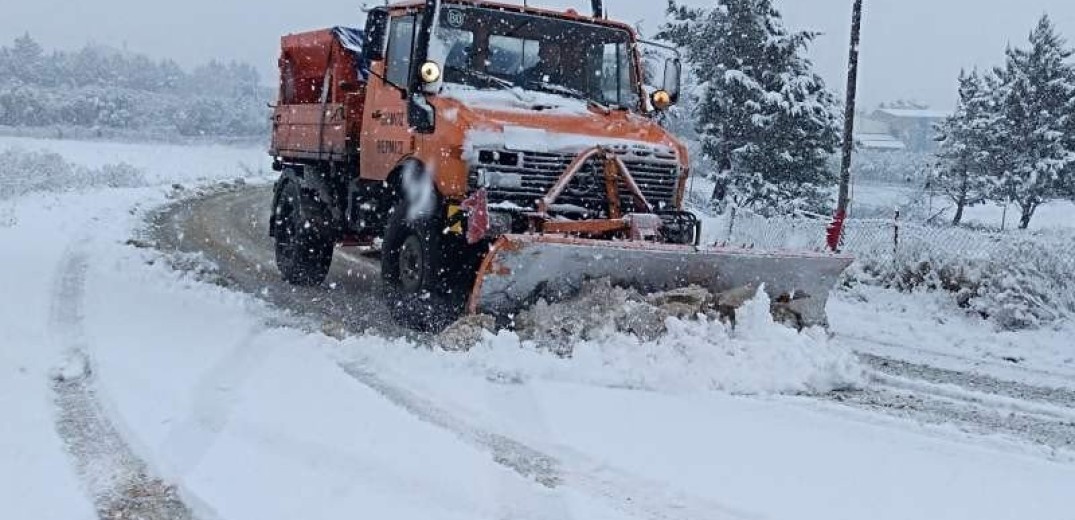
{"left": 3, "top": 136, "right": 1075, "bottom": 520}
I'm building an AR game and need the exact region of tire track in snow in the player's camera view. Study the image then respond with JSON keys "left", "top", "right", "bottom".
{"left": 858, "top": 352, "right": 1075, "bottom": 410}
{"left": 159, "top": 328, "right": 266, "bottom": 477}
{"left": 340, "top": 363, "right": 760, "bottom": 520}
{"left": 50, "top": 249, "right": 200, "bottom": 520}
{"left": 840, "top": 333, "right": 1075, "bottom": 392}
{"left": 821, "top": 339, "right": 1075, "bottom": 457}
{"left": 484, "top": 381, "right": 577, "bottom": 520}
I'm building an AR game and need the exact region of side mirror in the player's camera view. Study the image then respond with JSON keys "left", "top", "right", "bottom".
{"left": 364, "top": 8, "right": 389, "bottom": 61}
{"left": 638, "top": 40, "right": 682, "bottom": 110}
{"left": 338, "top": 81, "right": 361, "bottom": 93}
{"left": 663, "top": 57, "right": 682, "bottom": 104}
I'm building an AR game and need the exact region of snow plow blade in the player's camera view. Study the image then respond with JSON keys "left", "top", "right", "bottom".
{"left": 469, "top": 234, "right": 854, "bottom": 328}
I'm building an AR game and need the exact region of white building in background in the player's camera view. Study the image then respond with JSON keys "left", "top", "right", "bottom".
{"left": 853, "top": 112, "right": 906, "bottom": 151}
{"left": 852, "top": 108, "right": 951, "bottom": 153}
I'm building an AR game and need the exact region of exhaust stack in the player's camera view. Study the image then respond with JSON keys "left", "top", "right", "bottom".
{"left": 591, "top": 0, "right": 604, "bottom": 18}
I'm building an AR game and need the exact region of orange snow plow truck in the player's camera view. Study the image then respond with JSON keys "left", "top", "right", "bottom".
{"left": 269, "top": 0, "right": 852, "bottom": 331}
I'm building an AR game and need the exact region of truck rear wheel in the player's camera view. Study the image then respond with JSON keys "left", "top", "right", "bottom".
{"left": 381, "top": 201, "right": 461, "bottom": 332}
{"left": 273, "top": 181, "right": 335, "bottom": 286}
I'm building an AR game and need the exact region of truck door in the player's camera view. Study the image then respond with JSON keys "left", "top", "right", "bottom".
{"left": 360, "top": 12, "right": 419, "bottom": 182}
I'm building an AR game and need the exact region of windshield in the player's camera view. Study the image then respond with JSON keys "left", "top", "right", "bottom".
{"left": 432, "top": 5, "right": 640, "bottom": 110}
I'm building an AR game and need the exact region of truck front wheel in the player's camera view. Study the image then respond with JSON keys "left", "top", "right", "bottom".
{"left": 381, "top": 201, "right": 460, "bottom": 332}
{"left": 273, "top": 181, "right": 335, "bottom": 286}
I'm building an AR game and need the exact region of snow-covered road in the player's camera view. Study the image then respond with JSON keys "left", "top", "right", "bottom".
{"left": 3, "top": 137, "right": 1075, "bottom": 520}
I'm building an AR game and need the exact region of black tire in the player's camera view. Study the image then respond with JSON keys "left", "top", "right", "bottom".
{"left": 381, "top": 199, "right": 470, "bottom": 332}
{"left": 273, "top": 180, "right": 335, "bottom": 286}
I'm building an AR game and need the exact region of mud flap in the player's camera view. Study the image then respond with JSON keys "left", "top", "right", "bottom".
{"left": 469, "top": 234, "right": 854, "bottom": 328}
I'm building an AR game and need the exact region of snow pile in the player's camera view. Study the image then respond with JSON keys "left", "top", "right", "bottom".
{"left": 0, "top": 146, "right": 145, "bottom": 199}
{"left": 362, "top": 286, "right": 864, "bottom": 396}
{"left": 510, "top": 279, "right": 672, "bottom": 351}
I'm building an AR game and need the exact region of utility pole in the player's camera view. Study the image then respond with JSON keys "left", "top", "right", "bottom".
{"left": 827, "top": 0, "right": 864, "bottom": 252}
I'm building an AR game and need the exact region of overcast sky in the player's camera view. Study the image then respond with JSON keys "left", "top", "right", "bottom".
{"left": 4, "top": 0, "right": 1074, "bottom": 110}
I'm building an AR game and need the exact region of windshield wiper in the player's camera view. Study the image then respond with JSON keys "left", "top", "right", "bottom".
{"left": 523, "top": 81, "right": 617, "bottom": 114}
{"left": 446, "top": 67, "right": 528, "bottom": 101}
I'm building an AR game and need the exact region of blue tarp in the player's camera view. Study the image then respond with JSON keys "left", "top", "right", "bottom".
{"left": 332, "top": 27, "right": 369, "bottom": 81}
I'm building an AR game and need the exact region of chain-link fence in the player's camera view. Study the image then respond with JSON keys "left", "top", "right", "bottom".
{"left": 705, "top": 208, "right": 1074, "bottom": 274}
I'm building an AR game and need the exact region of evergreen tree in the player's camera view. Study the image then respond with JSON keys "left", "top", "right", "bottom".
{"left": 658, "top": 0, "right": 841, "bottom": 215}
{"left": 934, "top": 69, "right": 995, "bottom": 225}
{"left": 990, "top": 15, "right": 1075, "bottom": 229}
{"left": 1064, "top": 69, "right": 1075, "bottom": 201}
{"left": 6, "top": 33, "right": 45, "bottom": 84}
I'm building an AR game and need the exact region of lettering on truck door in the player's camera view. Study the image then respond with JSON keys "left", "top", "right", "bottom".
{"left": 361, "top": 12, "right": 418, "bottom": 181}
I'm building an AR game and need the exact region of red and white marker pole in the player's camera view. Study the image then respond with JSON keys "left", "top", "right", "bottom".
{"left": 829, "top": 0, "right": 864, "bottom": 252}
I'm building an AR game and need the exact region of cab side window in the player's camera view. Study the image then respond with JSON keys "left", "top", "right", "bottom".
{"left": 386, "top": 14, "right": 418, "bottom": 89}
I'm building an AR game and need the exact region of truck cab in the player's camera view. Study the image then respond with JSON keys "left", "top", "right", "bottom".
{"left": 270, "top": 0, "right": 688, "bottom": 330}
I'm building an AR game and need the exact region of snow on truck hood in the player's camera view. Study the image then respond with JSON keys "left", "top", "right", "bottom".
{"left": 440, "top": 84, "right": 594, "bottom": 115}
{"left": 464, "top": 127, "right": 675, "bottom": 158}
{"left": 436, "top": 84, "right": 686, "bottom": 160}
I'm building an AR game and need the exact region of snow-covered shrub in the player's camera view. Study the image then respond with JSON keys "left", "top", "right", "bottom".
{"left": 846, "top": 225, "right": 1074, "bottom": 330}
{"left": 0, "top": 146, "right": 72, "bottom": 197}
{"left": 970, "top": 234, "right": 1075, "bottom": 329}
{"left": 0, "top": 147, "right": 146, "bottom": 198}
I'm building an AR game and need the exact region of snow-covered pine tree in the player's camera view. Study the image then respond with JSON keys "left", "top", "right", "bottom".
{"left": 990, "top": 15, "right": 1075, "bottom": 229}
{"left": 934, "top": 69, "right": 995, "bottom": 225}
{"left": 1064, "top": 65, "right": 1075, "bottom": 201}
{"left": 658, "top": 0, "right": 841, "bottom": 216}
{"left": 3, "top": 33, "right": 45, "bottom": 85}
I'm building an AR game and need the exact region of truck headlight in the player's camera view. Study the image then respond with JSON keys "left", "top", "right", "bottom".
{"left": 651, "top": 90, "right": 673, "bottom": 110}
{"left": 420, "top": 61, "right": 442, "bottom": 84}
{"left": 477, "top": 169, "right": 523, "bottom": 189}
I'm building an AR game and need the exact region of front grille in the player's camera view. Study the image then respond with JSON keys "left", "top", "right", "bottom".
{"left": 469, "top": 146, "right": 681, "bottom": 213}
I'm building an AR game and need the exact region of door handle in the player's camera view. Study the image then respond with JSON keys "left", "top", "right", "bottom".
{"left": 371, "top": 110, "right": 384, "bottom": 119}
